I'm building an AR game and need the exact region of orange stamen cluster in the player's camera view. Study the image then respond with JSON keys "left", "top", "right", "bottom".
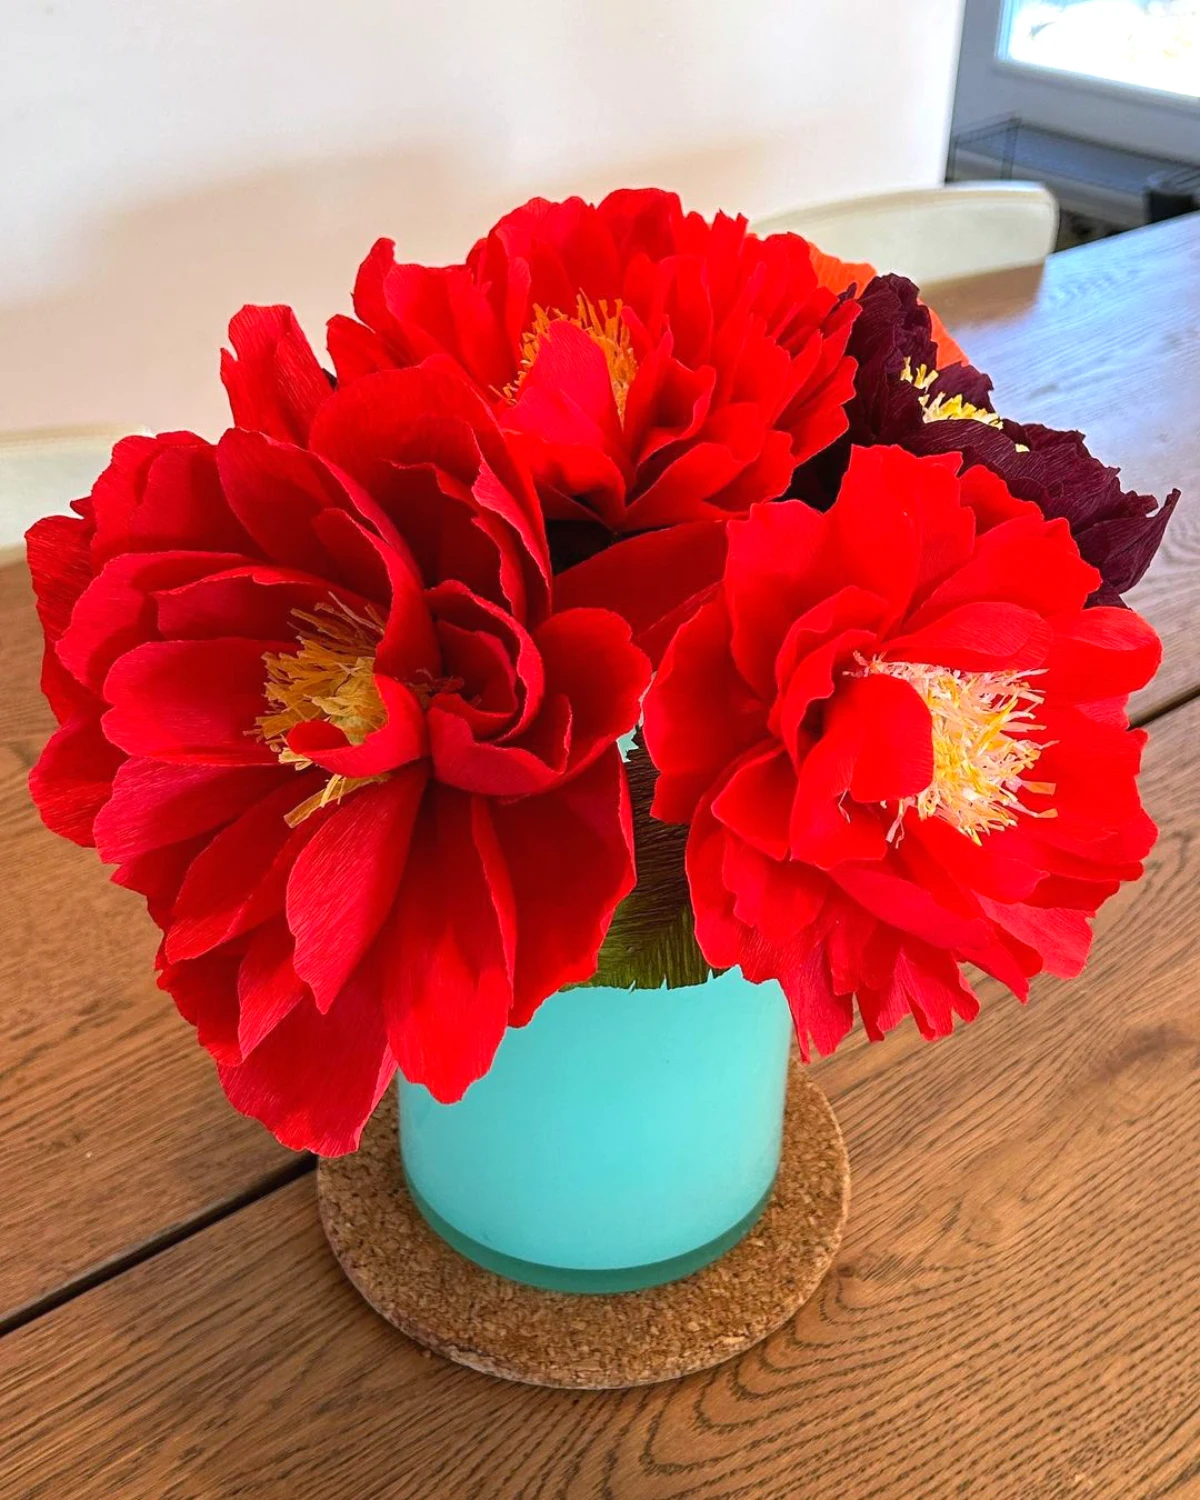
{"left": 507, "top": 294, "right": 638, "bottom": 420}
{"left": 257, "top": 599, "right": 388, "bottom": 826}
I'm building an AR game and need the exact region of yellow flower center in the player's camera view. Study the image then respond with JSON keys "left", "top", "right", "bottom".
{"left": 900, "top": 358, "right": 1006, "bottom": 430}
{"left": 863, "top": 657, "right": 1056, "bottom": 844}
{"left": 257, "top": 599, "right": 388, "bottom": 826}
{"left": 507, "top": 294, "right": 638, "bottom": 420}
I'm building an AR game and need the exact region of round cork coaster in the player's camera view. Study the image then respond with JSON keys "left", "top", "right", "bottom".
{"left": 317, "top": 1056, "right": 849, "bottom": 1389}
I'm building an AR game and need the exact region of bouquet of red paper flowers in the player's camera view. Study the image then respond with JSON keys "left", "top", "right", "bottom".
{"left": 28, "top": 190, "right": 1175, "bottom": 1154}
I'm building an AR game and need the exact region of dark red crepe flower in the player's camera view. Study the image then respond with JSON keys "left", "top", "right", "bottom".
{"left": 326, "top": 189, "right": 860, "bottom": 649}
{"left": 806, "top": 244, "right": 966, "bottom": 367}
{"left": 793, "top": 273, "right": 1179, "bottom": 605}
{"left": 644, "top": 444, "right": 1159, "bottom": 1056}
{"left": 27, "top": 308, "right": 650, "bottom": 1153}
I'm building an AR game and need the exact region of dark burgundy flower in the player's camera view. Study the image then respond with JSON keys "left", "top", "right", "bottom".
{"left": 794, "top": 274, "right": 1179, "bottom": 605}
{"left": 806, "top": 244, "right": 967, "bottom": 366}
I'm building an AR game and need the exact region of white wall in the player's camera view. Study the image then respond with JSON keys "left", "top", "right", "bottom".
{"left": 0, "top": 0, "right": 964, "bottom": 446}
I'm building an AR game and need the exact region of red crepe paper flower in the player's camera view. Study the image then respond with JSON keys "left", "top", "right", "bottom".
{"left": 794, "top": 273, "right": 1179, "bottom": 605}
{"left": 644, "top": 444, "right": 1159, "bottom": 1057}
{"left": 28, "top": 309, "right": 650, "bottom": 1153}
{"left": 326, "top": 189, "right": 860, "bottom": 647}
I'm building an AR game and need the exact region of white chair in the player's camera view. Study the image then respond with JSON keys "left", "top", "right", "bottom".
{"left": 753, "top": 182, "right": 1059, "bottom": 286}
{"left": 0, "top": 427, "right": 133, "bottom": 561}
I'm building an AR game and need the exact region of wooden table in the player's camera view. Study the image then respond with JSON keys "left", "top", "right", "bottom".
{"left": 1, "top": 216, "right": 1197, "bottom": 1499}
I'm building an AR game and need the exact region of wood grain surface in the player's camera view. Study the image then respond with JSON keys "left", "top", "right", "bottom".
{"left": 932, "top": 214, "right": 1200, "bottom": 722}
{"left": 2, "top": 692, "right": 1197, "bottom": 1499}
{"left": 0, "top": 563, "right": 294, "bottom": 1326}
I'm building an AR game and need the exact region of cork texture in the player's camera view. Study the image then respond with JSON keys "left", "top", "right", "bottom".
{"left": 317, "top": 1056, "right": 850, "bottom": 1389}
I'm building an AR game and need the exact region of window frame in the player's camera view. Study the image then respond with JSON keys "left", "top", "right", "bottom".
{"left": 992, "top": 0, "right": 1200, "bottom": 110}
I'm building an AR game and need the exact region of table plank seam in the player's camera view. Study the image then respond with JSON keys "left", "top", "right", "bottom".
{"left": 1130, "top": 679, "right": 1200, "bottom": 732}
{"left": 0, "top": 1154, "right": 313, "bottom": 1339}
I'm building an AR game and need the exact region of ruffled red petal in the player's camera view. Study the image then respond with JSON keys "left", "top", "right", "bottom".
{"left": 221, "top": 305, "right": 332, "bottom": 444}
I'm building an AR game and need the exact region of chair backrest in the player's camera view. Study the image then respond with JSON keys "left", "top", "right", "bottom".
{"left": 0, "top": 427, "right": 131, "bottom": 556}
{"left": 752, "top": 182, "right": 1059, "bottom": 286}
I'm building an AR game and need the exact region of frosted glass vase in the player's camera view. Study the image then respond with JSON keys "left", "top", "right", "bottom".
{"left": 397, "top": 968, "right": 792, "bottom": 1293}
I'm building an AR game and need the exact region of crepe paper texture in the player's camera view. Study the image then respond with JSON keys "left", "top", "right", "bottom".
{"left": 26, "top": 188, "right": 1174, "bottom": 1155}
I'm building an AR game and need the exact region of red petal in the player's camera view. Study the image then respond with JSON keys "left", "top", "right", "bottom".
{"left": 711, "top": 744, "right": 796, "bottom": 859}
{"left": 286, "top": 768, "right": 427, "bottom": 1013}
{"left": 491, "top": 748, "right": 636, "bottom": 1024}
{"left": 160, "top": 947, "right": 243, "bottom": 1067}
{"left": 379, "top": 786, "right": 515, "bottom": 1102}
{"left": 829, "top": 446, "right": 949, "bottom": 624}
{"left": 890, "top": 941, "right": 980, "bottom": 1039}
{"left": 434, "top": 619, "right": 518, "bottom": 727}
{"left": 623, "top": 423, "right": 758, "bottom": 531}
{"left": 308, "top": 366, "right": 550, "bottom": 619}
{"left": 787, "top": 678, "right": 929, "bottom": 868}
{"left": 425, "top": 578, "right": 546, "bottom": 735}
{"left": 958, "top": 464, "right": 1033, "bottom": 531}
{"left": 532, "top": 607, "right": 651, "bottom": 771}
{"left": 789, "top": 746, "right": 889, "bottom": 868}
{"left": 506, "top": 319, "right": 624, "bottom": 455}
{"left": 25, "top": 511, "right": 95, "bottom": 645}
{"left": 908, "top": 815, "right": 1041, "bottom": 904}
{"left": 428, "top": 698, "right": 569, "bottom": 796}
{"left": 326, "top": 312, "right": 393, "bottom": 382}
{"left": 218, "top": 958, "right": 395, "bottom": 1155}
{"left": 721, "top": 831, "right": 827, "bottom": 943}
{"left": 832, "top": 862, "right": 989, "bottom": 950}
{"left": 111, "top": 441, "right": 254, "bottom": 561}
{"left": 685, "top": 801, "right": 747, "bottom": 973}
{"left": 645, "top": 595, "right": 768, "bottom": 824}
{"left": 725, "top": 500, "right": 829, "bottom": 699}
{"left": 236, "top": 918, "right": 308, "bottom": 1055}
{"left": 777, "top": 946, "right": 854, "bottom": 1062}
{"left": 152, "top": 565, "right": 352, "bottom": 644}
{"left": 164, "top": 775, "right": 324, "bottom": 961}
{"left": 93, "top": 759, "right": 279, "bottom": 864}
{"left": 553, "top": 520, "right": 727, "bottom": 658}
{"left": 57, "top": 550, "right": 249, "bottom": 693}
{"left": 115, "top": 835, "right": 209, "bottom": 922}
{"left": 287, "top": 677, "right": 427, "bottom": 779}
{"left": 215, "top": 429, "right": 360, "bottom": 577}
{"left": 885, "top": 601, "right": 1051, "bottom": 673}
{"left": 623, "top": 342, "right": 713, "bottom": 471}
{"left": 979, "top": 899, "right": 1094, "bottom": 979}
{"left": 1043, "top": 606, "right": 1161, "bottom": 702}
{"left": 909, "top": 512, "right": 1097, "bottom": 621}
{"left": 772, "top": 587, "right": 887, "bottom": 761}
{"left": 840, "top": 673, "right": 934, "bottom": 804}
{"left": 102, "top": 637, "right": 280, "bottom": 765}
{"left": 29, "top": 716, "right": 124, "bottom": 846}
{"left": 221, "top": 304, "right": 331, "bottom": 443}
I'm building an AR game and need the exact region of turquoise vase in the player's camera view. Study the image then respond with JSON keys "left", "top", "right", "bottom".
{"left": 397, "top": 968, "right": 793, "bottom": 1293}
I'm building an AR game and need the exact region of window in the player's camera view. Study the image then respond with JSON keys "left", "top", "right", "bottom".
{"left": 998, "top": 0, "right": 1200, "bottom": 99}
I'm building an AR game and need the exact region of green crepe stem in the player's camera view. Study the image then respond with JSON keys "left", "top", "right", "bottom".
{"left": 577, "top": 738, "right": 720, "bottom": 992}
